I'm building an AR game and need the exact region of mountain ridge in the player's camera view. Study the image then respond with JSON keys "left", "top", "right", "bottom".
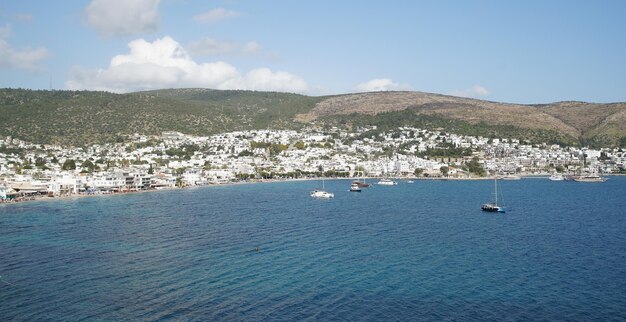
{"left": 0, "top": 88, "right": 624, "bottom": 148}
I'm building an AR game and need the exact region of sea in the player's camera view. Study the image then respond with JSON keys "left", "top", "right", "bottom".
{"left": 1, "top": 177, "right": 625, "bottom": 321}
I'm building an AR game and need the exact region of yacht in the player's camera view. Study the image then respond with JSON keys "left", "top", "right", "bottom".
{"left": 482, "top": 178, "right": 505, "bottom": 213}
{"left": 352, "top": 180, "right": 371, "bottom": 188}
{"left": 481, "top": 203, "right": 504, "bottom": 213}
{"left": 377, "top": 178, "right": 397, "bottom": 186}
{"left": 311, "top": 178, "right": 334, "bottom": 198}
{"left": 548, "top": 173, "right": 565, "bottom": 181}
{"left": 310, "top": 189, "right": 335, "bottom": 198}
{"left": 349, "top": 183, "right": 362, "bottom": 192}
{"left": 573, "top": 175, "right": 607, "bottom": 183}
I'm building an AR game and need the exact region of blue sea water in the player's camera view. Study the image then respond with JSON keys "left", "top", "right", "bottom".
{"left": 1, "top": 177, "right": 625, "bottom": 321}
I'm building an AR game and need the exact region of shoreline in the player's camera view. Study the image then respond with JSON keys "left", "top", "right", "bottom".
{"left": 1, "top": 174, "right": 621, "bottom": 207}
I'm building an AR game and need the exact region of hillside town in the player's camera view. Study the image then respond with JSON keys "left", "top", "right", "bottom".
{"left": 1, "top": 126, "right": 625, "bottom": 202}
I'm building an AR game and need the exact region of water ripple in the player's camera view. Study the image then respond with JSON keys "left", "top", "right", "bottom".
{"left": 1, "top": 178, "right": 626, "bottom": 320}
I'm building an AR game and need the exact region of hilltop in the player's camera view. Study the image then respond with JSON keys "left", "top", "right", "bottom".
{"left": 0, "top": 88, "right": 624, "bottom": 147}
{"left": 297, "top": 91, "right": 626, "bottom": 147}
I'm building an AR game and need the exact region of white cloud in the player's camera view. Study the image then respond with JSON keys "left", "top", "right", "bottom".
{"left": 85, "top": 0, "right": 160, "bottom": 37}
{"left": 355, "top": 78, "right": 411, "bottom": 92}
{"left": 188, "top": 38, "right": 238, "bottom": 56}
{"left": 193, "top": 8, "right": 240, "bottom": 24}
{"left": 65, "top": 36, "right": 308, "bottom": 93}
{"left": 188, "top": 38, "right": 263, "bottom": 57}
{"left": 449, "top": 85, "right": 491, "bottom": 98}
{"left": 0, "top": 24, "right": 49, "bottom": 71}
{"left": 222, "top": 68, "right": 308, "bottom": 93}
{"left": 242, "top": 41, "right": 262, "bottom": 55}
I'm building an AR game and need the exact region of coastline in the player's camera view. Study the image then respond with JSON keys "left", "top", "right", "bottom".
{"left": 2, "top": 173, "right": 621, "bottom": 207}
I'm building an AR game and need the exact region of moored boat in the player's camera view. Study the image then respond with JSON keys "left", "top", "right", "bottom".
{"left": 548, "top": 173, "right": 565, "bottom": 181}
{"left": 349, "top": 183, "right": 362, "bottom": 192}
{"left": 311, "top": 178, "right": 334, "bottom": 198}
{"left": 377, "top": 178, "right": 397, "bottom": 186}
{"left": 310, "top": 189, "right": 334, "bottom": 198}
{"left": 481, "top": 203, "right": 504, "bottom": 213}
{"left": 482, "top": 177, "right": 505, "bottom": 213}
{"left": 573, "top": 175, "right": 607, "bottom": 183}
{"left": 352, "top": 180, "right": 371, "bottom": 188}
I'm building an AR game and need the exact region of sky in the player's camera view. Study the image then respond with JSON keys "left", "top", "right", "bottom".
{"left": 1, "top": 0, "right": 625, "bottom": 104}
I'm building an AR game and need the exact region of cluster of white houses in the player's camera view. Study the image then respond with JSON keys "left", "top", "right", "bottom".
{"left": 1, "top": 126, "right": 625, "bottom": 200}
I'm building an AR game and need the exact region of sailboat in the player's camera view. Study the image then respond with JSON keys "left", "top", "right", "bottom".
{"left": 311, "top": 177, "right": 334, "bottom": 198}
{"left": 571, "top": 153, "right": 607, "bottom": 182}
{"left": 377, "top": 159, "right": 397, "bottom": 185}
{"left": 481, "top": 177, "right": 505, "bottom": 213}
{"left": 352, "top": 169, "right": 371, "bottom": 188}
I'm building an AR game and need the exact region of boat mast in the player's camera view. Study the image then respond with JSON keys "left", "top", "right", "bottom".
{"left": 494, "top": 178, "right": 498, "bottom": 206}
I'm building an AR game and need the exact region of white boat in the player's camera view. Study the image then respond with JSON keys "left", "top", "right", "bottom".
{"left": 573, "top": 175, "right": 607, "bottom": 183}
{"left": 548, "top": 173, "right": 564, "bottom": 181}
{"left": 311, "top": 178, "right": 334, "bottom": 198}
{"left": 349, "top": 183, "right": 362, "bottom": 192}
{"left": 406, "top": 180, "right": 415, "bottom": 184}
{"left": 482, "top": 178, "right": 505, "bottom": 213}
{"left": 377, "top": 178, "right": 397, "bottom": 186}
{"left": 310, "top": 189, "right": 334, "bottom": 198}
{"left": 499, "top": 174, "right": 521, "bottom": 180}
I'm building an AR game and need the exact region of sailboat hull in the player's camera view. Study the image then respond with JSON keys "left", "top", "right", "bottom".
{"left": 352, "top": 181, "right": 371, "bottom": 188}
{"left": 481, "top": 203, "right": 505, "bottom": 213}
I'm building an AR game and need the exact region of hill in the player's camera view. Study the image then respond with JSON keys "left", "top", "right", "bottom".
{"left": 0, "top": 88, "right": 322, "bottom": 146}
{"left": 0, "top": 88, "right": 624, "bottom": 148}
{"left": 297, "top": 91, "right": 626, "bottom": 147}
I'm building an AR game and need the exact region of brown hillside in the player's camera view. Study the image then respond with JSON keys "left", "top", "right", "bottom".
{"left": 297, "top": 92, "right": 583, "bottom": 138}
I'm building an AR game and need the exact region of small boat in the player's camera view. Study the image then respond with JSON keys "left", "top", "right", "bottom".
{"left": 311, "top": 178, "right": 334, "bottom": 198}
{"left": 310, "top": 189, "right": 334, "bottom": 198}
{"left": 499, "top": 174, "right": 521, "bottom": 180}
{"left": 352, "top": 180, "right": 371, "bottom": 188}
{"left": 481, "top": 203, "right": 504, "bottom": 213}
{"left": 482, "top": 178, "right": 505, "bottom": 213}
{"left": 573, "top": 175, "right": 607, "bottom": 183}
{"left": 406, "top": 180, "right": 415, "bottom": 183}
{"left": 548, "top": 173, "right": 564, "bottom": 181}
{"left": 349, "top": 183, "right": 362, "bottom": 192}
{"left": 377, "top": 178, "right": 397, "bottom": 186}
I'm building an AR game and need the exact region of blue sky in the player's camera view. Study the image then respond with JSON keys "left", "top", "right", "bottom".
{"left": 0, "top": 0, "right": 625, "bottom": 103}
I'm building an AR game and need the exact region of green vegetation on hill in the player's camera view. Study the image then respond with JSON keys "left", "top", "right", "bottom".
{"left": 0, "top": 88, "right": 322, "bottom": 146}
{"left": 0, "top": 88, "right": 624, "bottom": 148}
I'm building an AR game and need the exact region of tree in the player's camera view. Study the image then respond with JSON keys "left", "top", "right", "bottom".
{"left": 81, "top": 159, "right": 98, "bottom": 173}
{"left": 62, "top": 159, "right": 76, "bottom": 170}
{"left": 465, "top": 156, "right": 486, "bottom": 176}
{"left": 414, "top": 168, "right": 424, "bottom": 176}
{"left": 440, "top": 166, "right": 449, "bottom": 177}
{"left": 35, "top": 157, "right": 47, "bottom": 168}
{"left": 237, "top": 150, "right": 254, "bottom": 157}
